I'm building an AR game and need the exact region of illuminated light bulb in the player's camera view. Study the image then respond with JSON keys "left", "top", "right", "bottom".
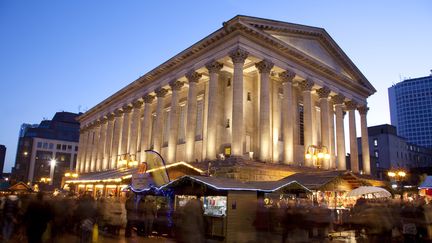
{"left": 317, "top": 152, "right": 324, "bottom": 159}
{"left": 388, "top": 171, "right": 396, "bottom": 177}
{"left": 305, "top": 153, "right": 312, "bottom": 159}
{"left": 324, "top": 154, "right": 331, "bottom": 159}
{"left": 398, "top": 171, "right": 406, "bottom": 177}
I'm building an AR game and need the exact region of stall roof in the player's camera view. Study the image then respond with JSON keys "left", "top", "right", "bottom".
{"left": 419, "top": 176, "right": 432, "bottom": 189}
{"left": 160, "top": 175, "right": 311, "bottom": 193}
{"left": 278, "top": 171, "right": 367, "bottom": 191}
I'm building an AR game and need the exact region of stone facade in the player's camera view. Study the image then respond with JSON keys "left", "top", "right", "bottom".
{"left": 76, "top": 16, "right": 376, "bottom": 176}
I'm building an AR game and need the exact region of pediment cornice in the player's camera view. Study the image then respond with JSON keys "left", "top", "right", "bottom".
{"left": 78, "top": 15, "right": 375, "bottom": 122}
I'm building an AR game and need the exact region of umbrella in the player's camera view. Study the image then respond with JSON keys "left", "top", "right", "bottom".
{"left": 346, "top": 186, "right": 391, "bottom": 198}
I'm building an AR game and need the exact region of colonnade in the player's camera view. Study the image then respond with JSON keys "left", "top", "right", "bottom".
{"left": 76, "top": 47, "right": 371, "bottom": 175}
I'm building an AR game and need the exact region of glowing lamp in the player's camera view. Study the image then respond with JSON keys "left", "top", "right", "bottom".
{"left": 305, "top": 153, "right": 312, "bottom": 159}
{"left": 388, "top": 171, "right": 396, "bottom": 177}
{"left": 398, "top": 171, "right": 406, "bottom": 177}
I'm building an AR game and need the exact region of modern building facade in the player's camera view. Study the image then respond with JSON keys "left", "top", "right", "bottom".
{"left": 0, "top": 145, "right": 6, "bottom": 178}
{"left": 358, "top": 124, "right": 432, "bottom": 178}
{"left": 12, "top": 112, "right": 80, "bottom": 188}
{"left": 75, "top": 16, "right": 376, "bottom": 180}
{"left": 389, "top": 72, "right": 432, "bottom": 148}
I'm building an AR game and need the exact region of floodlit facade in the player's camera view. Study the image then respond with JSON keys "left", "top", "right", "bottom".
{"left": 76, "top": 16, "right": 376, "bottom": 177}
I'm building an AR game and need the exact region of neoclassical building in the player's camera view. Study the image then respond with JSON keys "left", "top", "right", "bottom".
{"left": 75, "top": 16, "right": 376, "bottom": 180}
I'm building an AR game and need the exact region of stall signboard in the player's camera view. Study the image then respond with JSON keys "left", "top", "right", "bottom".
{"left": 132, "top": 162, "right": 151, "bottom": 191}
{"left": 146, "top": 152, "right": 169, "bottom": 186}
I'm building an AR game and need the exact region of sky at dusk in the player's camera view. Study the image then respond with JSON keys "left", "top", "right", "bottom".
{"left": 1, "top": 1, "right": 431, "bottom": 173}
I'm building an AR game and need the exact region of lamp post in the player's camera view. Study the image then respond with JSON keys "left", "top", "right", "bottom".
{"left": 49, "top": 159, "right": 56, "bottom": 186}
{"left": 305, "top": 145, "right": 330, "bottom": 168}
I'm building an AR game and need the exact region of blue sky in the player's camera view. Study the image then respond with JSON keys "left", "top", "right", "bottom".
{"left": 1, "top": 1, "right": 431, "bottom": 172}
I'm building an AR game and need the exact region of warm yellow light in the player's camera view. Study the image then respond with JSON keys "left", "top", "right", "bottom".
{"left": 23, "top": 151, "right": 28, "bottom": 156}
{"left": 313, "top": 155, "right": 317, "bottom": 160}
{"left": 50, "top": 159, "right": 56, "bottom": 167}
{"left": 78, "top": 184, "right": 85, "bottom": 188}
{"left": 65, "top": 173, "right": 71, "bottom": 177}
{"left": 398, "top": 171, "right": 406, "bottom": 177}
{"left": 317, "top": 152, "right": 324, "bottom": 159}
{"left": 388, "top": 171, "right": 396, "bottom": 177}
{"left": 128, "top": 161, "right": 138, "bottom": 167}
{"left": 106, "top": 185, "right": 117, "bottom": 188}
{"left": 95, "top": 184, "right": 104, "bottom": 188}
{"left": 72, "top": 173, "right": 78, "bottom": 178}
{"left": 324, "top": 154, "right": 331, "bottom": 159}
{"left": 305, "top": 153, "right": 312, "bottom": 159}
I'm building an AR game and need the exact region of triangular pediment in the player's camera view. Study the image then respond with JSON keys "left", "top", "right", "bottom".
{"left": 268, "top": 33, "right": 354, "bottom": 80}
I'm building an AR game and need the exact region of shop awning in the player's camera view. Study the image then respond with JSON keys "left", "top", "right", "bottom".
{"left": 419, "top": 176, "right": 432, "bottom": 189}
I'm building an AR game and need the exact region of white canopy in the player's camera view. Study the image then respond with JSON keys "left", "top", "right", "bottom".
{"left": 346, "top": 186, "right": 391, "bottom": 198}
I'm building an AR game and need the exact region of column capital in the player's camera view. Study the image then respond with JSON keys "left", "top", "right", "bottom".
{"left": 122, "top": 104, "right": 133, "bottom": 113}
{"left": 229, "top": 47, "right": 248, "bottom": 64}
{"left": 205, "top": 61, "right": 223, "bottom": 74}
{"left": 169, "top": 81, "right": 184, "bottom": 91}
{"left": 279, "top": 70, "right": 295, "bottom": 83}
{"left": 94, "top": 119, "right": 102, "bottom": 127}
{"left": 255, "top": 59, "right": 274, "bottom": 73}
{"left": 185, "top": 70, "right": 202, "bottom": 83}
{"left": 345, "top": 100, "right": 358, "bottom": 110}
{"left": 114, "top": 109, "right": 123, "bottom": 117}
{"left": 317, "top": 86, "right": 331, "bottom": 99}
{"left": 299, "top": 79, "right": 314, "bottom": 92}
{"left": 132, "top": 99, "right": 143, "bottom": 109}
{"left": 107, "top": 112, "right": 116, "bottom": 121}
{"left": 331, "top": 94, "right": 345, "bottom": 105}
{"left": 358, "top": 105, "right": 369, "bottom": 115}
{"left": 155, "top": 88, "right": 168, "bottom": 98}
{"left": 100, "top": 116, "right": 108, "bottom": 123}
{"left": 143, "top": 94, "right": 155, "bottom": 103}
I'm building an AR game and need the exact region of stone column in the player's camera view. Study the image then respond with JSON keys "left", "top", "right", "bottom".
{"left": 167, "top": 81, "right": 184, "bottom": 164}
{"left": 103, "top": 113, "right": 115, "bottom": 170}
{"left": 139, "top": 94, "right": 155, "bottom": 162}
{"left": 111, "top": 109, "right": 123, "bottom": 169}
{"left": 205, "top": 62, "right": 223, "bottom": 160}
{"left": 317, "top": 87, "right": 331, "bottom": 169}
{"left": 84, "top": 123, "right": 95, "bottom": 172}
{"left": 280, "top": 70, "right": 295, "bottom": 164}
{"left": 332, "top": 94, "right": 346, "bottom": 170}
{"left": 185, "top": 71, "right": 202, "bottom": 162}
{"left": 96, "top": 117, "right": 107, "bottom": 171}
{"left": 358, "top": 105, "right": 371, "bottom": 175}
{"left": 346, "top": 101, "right": 359, "bottom": 173}
{"left": 119, "top": 104, "right": 133, "bottom": 166}
{"left": 329, "top": 101, "right": 336, "bottom": 168}
{"left": 153, "top": 88, "right": 168, "bottom": 154}
{"left": 76, "top": 127, "right": 89, "bottom": 173}
{"left": 90, "top": 122, "right": 101, "bottom": 172}
{"left": 299, "top": 79, "right": 314, "bottom": 167}
{"left": 256, "top": 59, "right": 274, "bottom": 162}
{"left": 129, "top": 100, "right": 143, "bottom": 162}
{"left": 229, "top": 48, "right": 248, "bottom": 156}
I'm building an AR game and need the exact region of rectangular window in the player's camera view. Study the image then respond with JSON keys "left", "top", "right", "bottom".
{"left": 37, "top": 142, "right": 42, "bottom": 148}
{"left": 374, "top": 150, "right": 379, "bottom": 158}
{"left": 62, "top": 144, "right": 67, "bottom": 151}
{"left": 299, "top": 104, "right": 304, "bottom": 146}
{"left": 56, "top": 144, "right": 61, "bottom": 150}
{"left": 178, "top": 105, "right": 186, "bottom": 144}
{"left": 43, "top": 142, "right": 48, "bottom": 149}
{"left": 67, "top": 145, "right": 72, "bottom": 150}
{"left": 49, "top": 143, "right": 54, "bottom": 149}
{"left": 195, "top": 99, "right": 204, "bottom": 140}
{"left": 75, "top": 146, "right": 78, "bottom": 152}
{"left": 373, "top": 139, "right": 378, "bottom": 147}
{"left": 163, "top": 110, "right": 170, "bottom": 146}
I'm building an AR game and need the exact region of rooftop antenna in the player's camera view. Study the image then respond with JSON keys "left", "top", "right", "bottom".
{"left": 78, "top": 105, "right": 82, "bottom": 113}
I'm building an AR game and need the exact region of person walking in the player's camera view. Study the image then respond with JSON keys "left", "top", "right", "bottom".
{"left": 24, "top": 192, "right": 52, "bottom": 243}
{"left": 2, "top": 192, "right": 21, "bottom": 242}
{"left": 125, "top": 192, "right": 138, "bottom": 238}
{"left": 143, "top": 196, "right": 157, "bottom": 237}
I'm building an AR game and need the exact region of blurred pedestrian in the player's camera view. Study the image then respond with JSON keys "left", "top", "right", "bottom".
{"left": 177, "top": 197, "right": 205, "bottom": 243}
{"left": 24, "top": 192, "right": 52, "bottom": 243}
{"left": 2, "top": 192, "right": 21, "bottom": 242}
{"left": 74, "top": 194, "right": 97, "bottom": 243}
{"left": 143, "top": 196, "right": 157, "bottom": 237}
{"left": 125, "top": 192, "right": 138, "bottom": 238}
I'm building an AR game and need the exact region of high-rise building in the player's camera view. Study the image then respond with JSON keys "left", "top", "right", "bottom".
{"left": 12, "top": 112, "right": 81, "bottom": 188}
{"left": 0, "top": 145, "right": 6, "bottom": 178}
{"left": 389, "top": 72, "right": 432, "bottom": 148}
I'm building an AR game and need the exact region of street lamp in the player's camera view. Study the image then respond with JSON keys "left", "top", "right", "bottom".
{"left": 49, "top": 159, "right": 56, "bottom": 186}
{"left": 388, "top": 169, "right": 407, "bottom": 200}
{"left": 305, "top": 145, "right": 330, "bottom": 168}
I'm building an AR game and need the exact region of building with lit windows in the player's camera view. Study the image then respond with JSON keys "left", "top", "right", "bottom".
{"left": 74, "top": 16, "right": 377, "bottom": 189}
{"left": 389, "top": 72, "right": 432, "bottom": 148}
{"left": 357, "top": 124, "right": 432, "bottom": 179}
{"left": 12, "top": 112, "right": 80, "bottom": 188}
